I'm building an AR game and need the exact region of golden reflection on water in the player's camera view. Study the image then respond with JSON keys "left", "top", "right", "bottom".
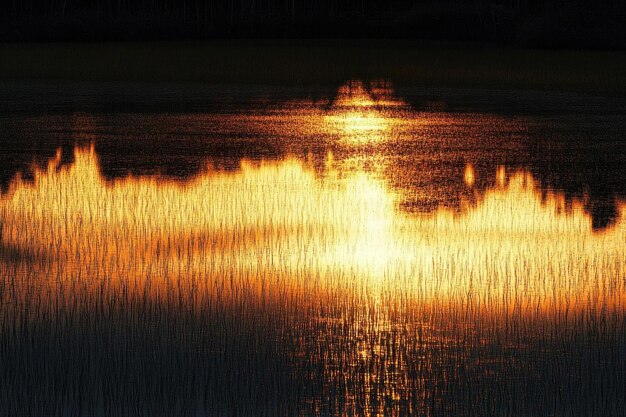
{"left": 1, "top": 145, "right": 624, "bottom": 319}
{"left": 323, "top": 80, "right": 409, "bottom": 145}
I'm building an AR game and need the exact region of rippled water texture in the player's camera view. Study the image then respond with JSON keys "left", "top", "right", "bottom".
{"left": 1, "top": 81, "right": 625, "bottom": 416}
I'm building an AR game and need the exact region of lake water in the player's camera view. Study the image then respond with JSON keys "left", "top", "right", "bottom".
{"left": 1, "top": 80, "right": 625, "bottom": 416}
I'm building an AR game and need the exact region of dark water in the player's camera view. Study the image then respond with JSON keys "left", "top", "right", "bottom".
{"left": 1, "top": 80, "right": 625, "bottom": 416}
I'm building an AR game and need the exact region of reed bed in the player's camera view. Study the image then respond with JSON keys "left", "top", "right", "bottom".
{"left": 1, "top": 139, "right": 625, "bottom": 416}
{"left": 1, "top": 81, "right": 624, "bottom": 416}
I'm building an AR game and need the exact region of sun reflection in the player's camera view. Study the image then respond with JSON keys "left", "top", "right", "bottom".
{"left": 323, "top": 80, "right": 407, "bottom": 145}
{"left": 332, "top": 81, "right": 377, "bottom": 108}
{"left": 339, "top": 112, "right": 388, "bottom": 134}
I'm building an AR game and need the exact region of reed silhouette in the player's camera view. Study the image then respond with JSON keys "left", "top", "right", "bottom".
{"left": 1, "top": 145, "right": 625, "bottom": 416}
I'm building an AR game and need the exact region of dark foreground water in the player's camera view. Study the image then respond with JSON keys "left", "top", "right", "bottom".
{"left": 1, "top": 81, "right": 625, "bottom": 416}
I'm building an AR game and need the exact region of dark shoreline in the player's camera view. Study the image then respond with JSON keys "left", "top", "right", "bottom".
{"left": 1, "top": 40, "right": 625, "bottom": 93}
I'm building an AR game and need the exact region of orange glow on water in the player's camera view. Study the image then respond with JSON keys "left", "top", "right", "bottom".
{"left": 332, "top": 81, "right": 377, "bottom": 108}
{"left": 323, "top": 80, "right": 407, "bottom": 145}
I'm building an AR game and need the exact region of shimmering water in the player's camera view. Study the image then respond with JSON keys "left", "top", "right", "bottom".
{"left": 1, "top": 81, "right": 625, "bottom": 416}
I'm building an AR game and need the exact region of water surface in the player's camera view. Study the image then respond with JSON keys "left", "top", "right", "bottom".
{"left": 1, "top": 81, "right": 625, "bottom": 416}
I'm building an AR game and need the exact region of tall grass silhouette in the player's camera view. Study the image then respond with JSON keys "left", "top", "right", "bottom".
{"left": 1, "top": 141, "right": 625, "bottom": 416}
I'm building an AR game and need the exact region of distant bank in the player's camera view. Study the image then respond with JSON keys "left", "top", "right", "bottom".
{"left": 0, "top": 41, "right": 625, "bottom": 93}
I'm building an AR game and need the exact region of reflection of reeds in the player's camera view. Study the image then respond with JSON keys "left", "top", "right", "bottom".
{"left": 1, "top": 147, "right": 625, "bottom": 416}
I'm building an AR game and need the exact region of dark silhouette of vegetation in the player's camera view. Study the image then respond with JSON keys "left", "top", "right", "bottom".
{"left": 0, "top": 0, "right": 625, "bottom": 47}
